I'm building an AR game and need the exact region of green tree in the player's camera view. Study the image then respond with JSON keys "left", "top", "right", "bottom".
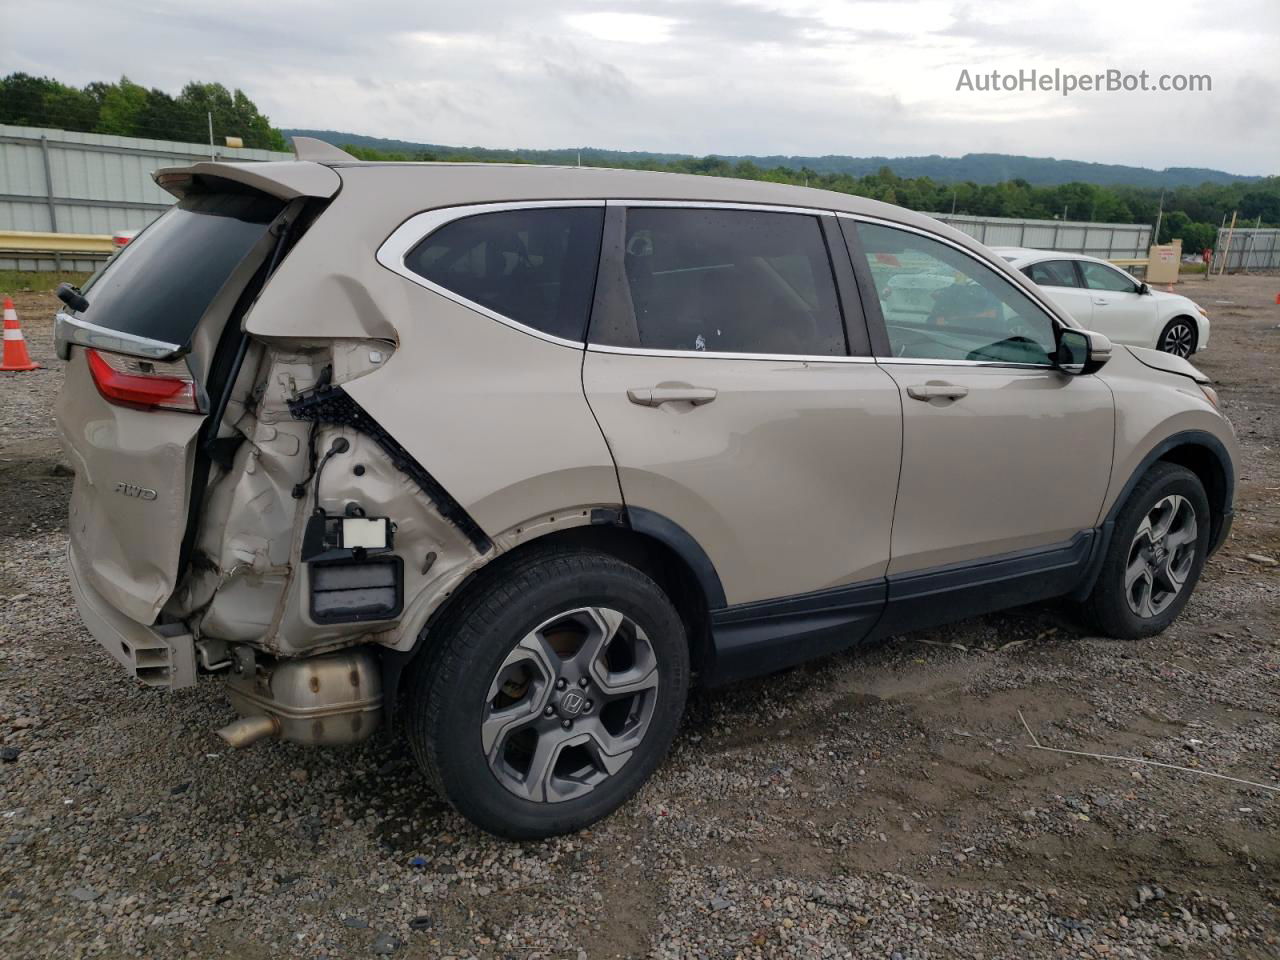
{"left": 96, "top": 76, "right": 149, "bottom": 135}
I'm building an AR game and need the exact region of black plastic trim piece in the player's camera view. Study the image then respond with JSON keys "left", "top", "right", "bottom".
{"left": 704, "top": 531, "right": 1098, "bottom": 686}
{"left": 1103, "top": 429, "right": 1235, "bottom": 555}
{"left": 289, "top": 385, "right": 493, "bottom": 554}
{"left": 706, "top": 579, "right": 885, "bottom": 686}
{"left": 837, "top": 217, "right": 893, "bottom": 358}
{"left": 820, "top": 214, "right": 871, "bottom": 357}
{"left": 624, "top": 507, "right": 727, "bottom": 610}
{"left": 308, "top": 554, "right": 404, "bottom": 624}
{"left": 870, "top": 531, "right": 1094, "bottom": 639}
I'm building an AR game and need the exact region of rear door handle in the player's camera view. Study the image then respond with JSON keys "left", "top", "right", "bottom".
{"left": 906, "top": 383, "right": 968, "bottom": 402}
{"left": 627, "top": 386, "right": 718, "bottom": 407}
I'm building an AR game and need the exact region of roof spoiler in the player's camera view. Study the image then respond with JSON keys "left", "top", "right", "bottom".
{"left": 153, "top": 159, "right": 342, "bottom": 202}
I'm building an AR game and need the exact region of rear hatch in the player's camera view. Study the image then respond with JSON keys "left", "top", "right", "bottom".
{"left": 54, "top": 168, "right": 334, "bottom": 625}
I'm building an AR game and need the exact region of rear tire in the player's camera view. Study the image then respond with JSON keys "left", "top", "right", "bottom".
{"left": 405, "top": 547, "right": 689, "bottom": 839}
{"left": 1157, "top": 317, "right": 1198, "bottom": 357}
{"left": 1079, "top": 463, "right": 1210, "bottom": 639}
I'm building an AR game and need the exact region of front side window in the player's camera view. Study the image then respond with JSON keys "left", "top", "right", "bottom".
{"left": 405, "top": 207, "right": 604, "bottom": 342}
{"left": 855, "top": 223, "right": 1057, "bottom": 365}
{"left": 1026, "top": 260, "right": 1081, "bottom": 288}
{"left": 591, "top": 207, "right": 845, "bottom": 356}
{"left": 1079, "top": 261, "right": 1139, "bottom": 293}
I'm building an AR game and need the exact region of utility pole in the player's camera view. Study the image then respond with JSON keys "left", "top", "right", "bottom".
{"left": 1153, "top": 189, "right": 1165, "bottom": 244}
{"left": 951, "top": 189, "right": 957, "bottom": 214}
{"left": 208, "top": 111, "right": 215, "bottom": 160}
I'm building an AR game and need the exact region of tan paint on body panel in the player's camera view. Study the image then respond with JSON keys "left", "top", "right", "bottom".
{"left": 881, "top": 364, "right": 1114, "bottom": 575}
{"left": 1095, "top": 347, "right": 1239, "bottom": 520}
{"left": 583, "top": 351, "right": 902, "bottom": 605}
{"left": 56, "top": 355, "right": 202, "bottom": 625}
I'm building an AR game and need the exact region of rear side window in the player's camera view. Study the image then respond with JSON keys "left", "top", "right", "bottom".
{"left": 591, "top": 207, "right": 845, "bottom": 356}
{"left": 405, "top": 207, "right": 605, "bottom": 342}
{"left": 1025, "top": 260, "right": 1080, "bottom": 288}
{"left": 1079, "top": 261, "right": 1139, "bottom": 293}
{"left": 78, "top": 190, "right": 283, "bottom": 347}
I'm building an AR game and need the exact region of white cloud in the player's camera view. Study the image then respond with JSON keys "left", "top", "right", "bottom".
{"left": 4, "top": 0, "right": 1277, "bottom": 172}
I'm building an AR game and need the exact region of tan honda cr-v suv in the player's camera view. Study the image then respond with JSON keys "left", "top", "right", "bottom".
{"left": 53, "top": 139, "right": 1237, "bottom": 838}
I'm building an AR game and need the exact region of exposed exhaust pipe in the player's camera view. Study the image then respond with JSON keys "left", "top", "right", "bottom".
{"left": 216, "top": 714, "right": 279, "bottom": 749}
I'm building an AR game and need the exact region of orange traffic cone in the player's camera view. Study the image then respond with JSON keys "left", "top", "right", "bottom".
{"left": 1274, "top": 292, "right": 1279, "bottom": 304}
{"left": 2, "top": 297, "right": 40, "bottom": 372}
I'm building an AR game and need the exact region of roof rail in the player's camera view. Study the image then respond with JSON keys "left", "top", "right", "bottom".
{"left": 291, "top": 136, "right": 360, "bottom": 163}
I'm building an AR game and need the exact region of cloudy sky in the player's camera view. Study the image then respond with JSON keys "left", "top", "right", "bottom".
{"left": 5, "top": 0, "right": 1278, "bottom": 173}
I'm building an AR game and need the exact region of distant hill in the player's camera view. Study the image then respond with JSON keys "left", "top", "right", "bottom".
{"left": 282, "top": 129, "right": 1260, "bottom": 188}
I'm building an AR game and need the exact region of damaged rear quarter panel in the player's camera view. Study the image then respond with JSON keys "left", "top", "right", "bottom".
{"left": 217, "top": 166, "right": 624, "bottom": 653}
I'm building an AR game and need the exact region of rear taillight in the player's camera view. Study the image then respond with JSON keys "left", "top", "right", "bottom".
{"left": 86, "top": 349, "right": 201, "bottom": 413}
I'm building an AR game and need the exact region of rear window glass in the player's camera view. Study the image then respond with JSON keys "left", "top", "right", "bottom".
{"left": 78, "top": 191, "right": 282, "bottom": 347}
{"left": 1026, "top": 260, "right": 1080, "bottom": 288}
{"left": 404, "top": 207, "right": 605, "bottom": 342}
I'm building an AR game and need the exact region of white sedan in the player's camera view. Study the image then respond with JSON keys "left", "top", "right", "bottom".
{"left": 992, "top": 247, "right": 1210, "bottom": 357}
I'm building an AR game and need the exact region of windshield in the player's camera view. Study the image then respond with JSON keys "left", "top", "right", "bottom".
{"left": 77, "top": 189, "right": 283, "bottom": 347}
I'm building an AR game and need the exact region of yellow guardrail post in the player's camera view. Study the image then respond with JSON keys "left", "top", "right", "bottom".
{"left": 0, "top": 230, "right": 115, "bottom": 256}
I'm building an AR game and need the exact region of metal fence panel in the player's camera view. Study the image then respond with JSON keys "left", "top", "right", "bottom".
{"left": 1215, "top": 228, "right": 1280, "bottom": 272}
{"left": 930, "top": 213, "right": 1152, "bottom": 259}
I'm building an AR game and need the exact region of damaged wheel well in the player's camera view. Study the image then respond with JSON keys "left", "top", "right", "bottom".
{"left": 383, "top": 522, "right": 717, "bottom": 730}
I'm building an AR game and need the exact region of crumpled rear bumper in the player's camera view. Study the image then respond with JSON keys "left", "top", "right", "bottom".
{"left": 67, "top": 543, "right": 196, "bottom": 690}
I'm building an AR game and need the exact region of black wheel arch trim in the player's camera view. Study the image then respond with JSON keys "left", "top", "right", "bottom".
{"left": 1070, "top": 429, "right": 1234, "bottom": 602}
{"left": 1106, "top": 429, "right": 1233, "bottom": 553}
{"left": 620, "top": 507, "right": 728, "bottom": 610}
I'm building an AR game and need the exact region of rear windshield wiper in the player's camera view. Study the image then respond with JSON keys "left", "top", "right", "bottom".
{"left": 56, "top": 282, "right": 89, "bottom": 313}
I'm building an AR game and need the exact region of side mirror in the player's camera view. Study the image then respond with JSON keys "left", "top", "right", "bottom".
{"left": 1056, "top": 327, "right": 1112, "bottom": 375}
{"left": 1137, "top": 281, "right": 1150, "bottom": 295}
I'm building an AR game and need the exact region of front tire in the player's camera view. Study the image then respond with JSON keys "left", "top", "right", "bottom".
{"left": 406, "top": 548, "right": 689, "bottom": 839}
{"left": 1079, "top": 463, "right": 1210, "bottom": 639}
{"left": 1157, "top": 317, "right": 1198, "bottom": 357}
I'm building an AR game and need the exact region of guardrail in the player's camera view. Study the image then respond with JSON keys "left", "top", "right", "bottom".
{"left": 0, "top": 229, "right": 115, "bottom": 257}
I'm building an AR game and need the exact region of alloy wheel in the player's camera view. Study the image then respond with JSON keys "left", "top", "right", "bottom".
{"left": 1160, "top": 321, "right": 1195, "bottom": 357}
{"left": 1124, "top": 494, "right": 1198, "bottom": 618}
{"left": 482, "top": 607, "right": 660, "bottom": 803}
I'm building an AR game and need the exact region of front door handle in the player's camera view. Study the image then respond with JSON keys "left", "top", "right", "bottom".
{"left": 628, "top": 386, "right": 718, "bottom": 407}
{"left": 906, "top": 383, "right": 968, "bottom": 402}
{"left": 1092, "top": 297, "right": 1110, "bottom": 306}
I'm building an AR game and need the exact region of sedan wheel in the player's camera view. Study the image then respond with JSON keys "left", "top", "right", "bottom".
{"left": 1158, "top": 319, "right": 1197, "bottom": 357}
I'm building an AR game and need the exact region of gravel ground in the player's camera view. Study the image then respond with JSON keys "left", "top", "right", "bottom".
{"left": 1, "top": 274, "right": 1277, "bottom": 959}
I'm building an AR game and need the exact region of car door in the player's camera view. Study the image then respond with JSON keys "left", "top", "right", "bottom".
{"left": 1022, "top": 258, "right": 1095, "bottom": 326}
{"left": 843, "top": 218, "right": 1114, "bottom": 582}
{"left": 582, "top": 203, "right": 902, "bottom": 610}
{"left": 1078, "top": 259, "right": 1158, "bottom": 346}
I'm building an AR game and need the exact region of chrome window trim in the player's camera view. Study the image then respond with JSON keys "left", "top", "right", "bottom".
{"left": 876, "top": 357, "right": 1054, "bottom": 370}
{"left": 376, "top": 200, "right": 607, "bottom": 350}
{"left": 54, "top": 312, "right": 183, "bottom": 362}
{"left": 587, "top": 343, "right": 875, "bottom": 363}
{"left": 605, "top": 198, "right": 829, "bottom": 216}
{"left": 838, "top": 211, "right": 1066, "bottom": 371}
